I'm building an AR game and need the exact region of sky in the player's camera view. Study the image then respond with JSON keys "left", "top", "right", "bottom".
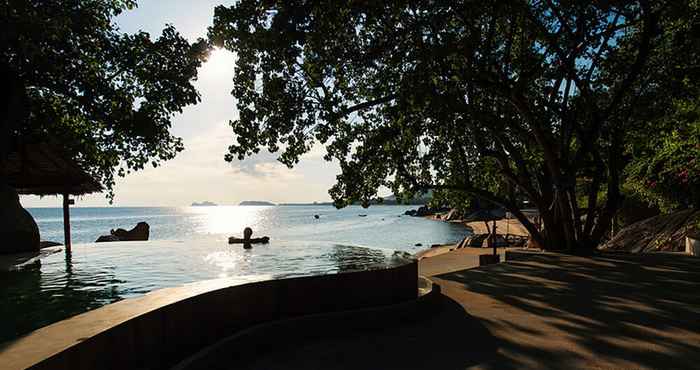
{"left": 22, "top": 1, "right": 341, "bottom": 207}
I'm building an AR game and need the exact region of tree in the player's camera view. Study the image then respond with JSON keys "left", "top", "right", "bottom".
{"left": 622, "top": 0, "right": 700, "bottom": 212}
{"left": 1, "top": 0, "right": 209, "bottom": 200}
{"left": 211, "top": 1, "right": 677, "bottom": 251}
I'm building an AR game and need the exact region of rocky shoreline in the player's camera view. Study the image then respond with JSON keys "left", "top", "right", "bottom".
{"left": 406, "top": 206, "right": 533, "bottom": 257}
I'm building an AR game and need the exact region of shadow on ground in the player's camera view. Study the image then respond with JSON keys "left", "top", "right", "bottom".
{"left": 236, "top": 295, "right": 498, "bottom": 370}
{"left": 435, "top": 252, "right": 700, "bottom": 369}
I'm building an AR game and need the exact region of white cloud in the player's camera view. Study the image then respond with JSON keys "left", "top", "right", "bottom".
{"left": 19, "top": 4, "right": 342, "bottom": 208}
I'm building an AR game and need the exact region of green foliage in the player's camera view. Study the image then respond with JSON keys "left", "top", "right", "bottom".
{"left": 210, "top": 1, "right": 688, "bottom": 249}
{"left": 625, "top": 102, "right": 700, "bottom": 211}
{"left": 1, "top": 1, "right": 209, "bottom": 200}
{"left": 621, "top": 0, "right": 700, "bottom": 211}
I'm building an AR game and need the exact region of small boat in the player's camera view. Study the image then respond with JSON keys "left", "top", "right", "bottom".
{"left": 358, "top": 214, "right": 367, "bottom": 217}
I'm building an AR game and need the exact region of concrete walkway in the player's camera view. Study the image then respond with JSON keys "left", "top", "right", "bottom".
{"left": 234, "top": 250, "right": 700, "bottom": 369}
{"left": 418, "top": 247, "right": 511, "bottom": 276}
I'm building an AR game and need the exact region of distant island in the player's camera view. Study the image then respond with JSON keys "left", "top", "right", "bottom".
{"left": 279, "top": 192, "right": 431, "bottom": 206}
{"left": 239, "top": 200, "right": 276, "bottom": 206}
{"left": 279, "top": 202, "right": 334, "bottom": 206}
{"left": 191, "top": 201, "right": 217, "bottom": 206}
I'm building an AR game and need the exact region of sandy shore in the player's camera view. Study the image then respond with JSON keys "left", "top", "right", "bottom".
{"left": 414, "top": 215, "right": 530, "bottom": 261}
{"left": 427, "top": 213, "right": 531, "bottom": 237}
{"left": 463, "top": 218, "right": 530, "bottom": 237}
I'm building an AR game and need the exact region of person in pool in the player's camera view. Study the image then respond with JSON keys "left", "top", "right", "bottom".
{"left": 228, "top": 227, "right": 270, "bottom": 248}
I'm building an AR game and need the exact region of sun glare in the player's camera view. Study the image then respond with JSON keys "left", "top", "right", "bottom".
{"left": 188, "top": 205, "right": 264, "bottom": 235}
{"left": 202, "top": 47, "right": 235, "bottom": 76}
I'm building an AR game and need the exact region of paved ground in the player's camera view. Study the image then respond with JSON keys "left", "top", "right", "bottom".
{"left": 236, "top": 250, "right": 700, "bottom": 370}
{"left": 418, "top": 247, "right": 511, "bottom": 276}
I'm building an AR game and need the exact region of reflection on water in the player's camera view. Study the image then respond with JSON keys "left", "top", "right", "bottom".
{"left": 0, "top": 255, "right": 123, "bottom": 343}
{"left": 0, "top": 239, "right": 409, "bottom": 343}
{"left": 325, "top": 244, "right": 397, "bottom": 273}
{"left": 189, "top": 206, "right": 265, "bottom": 235}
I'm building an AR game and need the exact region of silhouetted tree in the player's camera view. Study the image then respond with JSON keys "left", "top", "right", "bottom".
{"left": 210, "top": 1, "right": 688, "bottom": 251}
{"left": 1, "top": 0, "right": 209, "bottom": 200}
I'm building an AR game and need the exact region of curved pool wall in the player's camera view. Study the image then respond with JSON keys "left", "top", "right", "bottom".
{"left": 174, "top": 277, "right": 441, "bottom": 370}
{"left": 0, "top": 258, "right": 418, "bottom": 370}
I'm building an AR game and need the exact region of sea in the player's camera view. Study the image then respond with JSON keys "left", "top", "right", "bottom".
{"left": 27, "top": 205, "right": 470, "bottom": 249}
{"left": 1, "top": 205, "right": 470, "bottom": 342}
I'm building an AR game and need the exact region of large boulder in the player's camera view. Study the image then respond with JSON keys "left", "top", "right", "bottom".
{"left": 0, "top": 184, "right": 40, "bottom": 254}
{"left": 444, "top": 208, "right": 462, "bottom": 221}
{"left": 111, "top": 222, "right": 150, "bottom": 241}
{"left": 96, "top": 222, "right": 150, "bottom": 243}
{"left": 95, "top": 235, "right": 120, "bottom": 243}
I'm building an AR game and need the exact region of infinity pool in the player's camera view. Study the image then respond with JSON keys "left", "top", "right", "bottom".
{"left": 0, "top": 238, "right": 408, "bottom": 343}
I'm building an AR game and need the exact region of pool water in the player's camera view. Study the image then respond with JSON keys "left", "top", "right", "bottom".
{"left": 2, "top": 205, "right": 471, "bottom": 343}
{"left": 0, "top": 238, "right": 405, "bottom": 343}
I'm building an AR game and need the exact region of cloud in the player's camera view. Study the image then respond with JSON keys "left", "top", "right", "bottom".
{"left": 20, "top": 6, "right": 341, "bottom": 208}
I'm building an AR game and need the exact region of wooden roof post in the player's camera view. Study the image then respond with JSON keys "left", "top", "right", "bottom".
{"left": 63, "top": 193, "right": 72, "bottom": 253}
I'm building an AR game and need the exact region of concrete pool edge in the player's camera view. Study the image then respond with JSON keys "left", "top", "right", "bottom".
{"left": 0, "top": 258, "right": 418, "bottom": 370}
{"left": 173, "top": 276, "right": 441, "bottom": 370}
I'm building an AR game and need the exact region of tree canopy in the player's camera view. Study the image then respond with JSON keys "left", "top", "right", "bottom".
{"left": 1, "top": 0, "right": 209, "bottom": 200}
{"left": 622, "top": 1, "right": 700, "bottom": 212}
{"left": 207, "top": 0, "right": 691, "bottom": 251}
{"left": 211, "top": 0, "right": 697, "bottom": 251}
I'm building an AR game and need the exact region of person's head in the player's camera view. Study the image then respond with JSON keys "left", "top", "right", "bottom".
{"left": 243, "top": 227, "right": 253, "bottom": 239}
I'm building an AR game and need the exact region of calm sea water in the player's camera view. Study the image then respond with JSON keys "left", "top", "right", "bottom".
{"left": 27, "top": 205, "right": 468, "bottom": 249}
{"left": 1, "top": 205, "right": 470, "bottom": 342}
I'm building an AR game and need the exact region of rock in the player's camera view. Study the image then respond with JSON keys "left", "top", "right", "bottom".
{"left": 111, "top": 222, "right": 149, "bottom": 241}
{"left": 40, "top": 241, "right": 62, "bottom": 248}
{"left": 415, "top": 243, "right": 423, "bottom": 247}
{"left": 443, "top": 208, "right": 461, "bottom": 221}
{"left": 405, "top": 206, "right": 431, "bottom": 217}
{"left": 415, "top": 206, "right": 432, "bottom": 217}
{"left": 458, "top": 234, "right": 489, "bottom": 248}
{"left": 96, "top": 235, "right": 120, "bottom": 243}
{"left": 0, "top": 184, "right": 40, "bottom": 254}
{"left": 95, "top": 222, "right": 150, "bottom": 243}
{"left": 314, "top": 214, "right": 320, "bottom": 219}
{"left": 405, "top": 205, "right": 451, "bottom": 217}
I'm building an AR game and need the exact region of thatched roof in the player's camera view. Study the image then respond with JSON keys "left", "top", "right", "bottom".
{"left": 1, "top": 143, "right": 102, "bottom": 196}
